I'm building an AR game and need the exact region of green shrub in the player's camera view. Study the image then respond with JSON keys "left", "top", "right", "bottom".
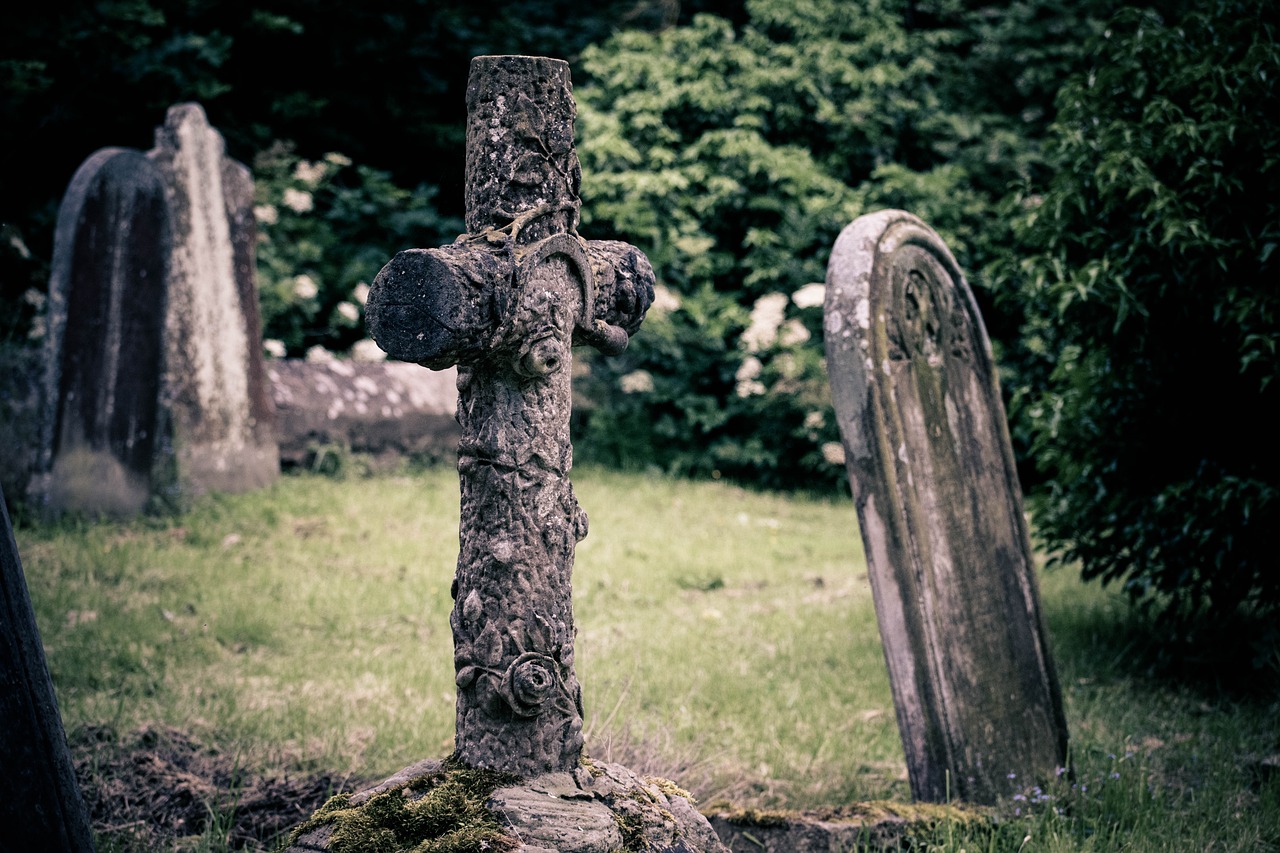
{"left": 1003, "top": 0, "right": 1280, "bottom": 628}
{"left": 253, "top": 143, "right": 459, "bottom": 357}
{"left": 571, "top": 0, "right": 1060, "bottom": 491}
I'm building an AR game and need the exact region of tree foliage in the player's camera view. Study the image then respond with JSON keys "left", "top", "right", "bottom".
{"left": 1003, "top": 0, "right": 1280, "bottom": 627}
{"left": 0, "top": 0, "right": 724, "bottom": 336}
{"left": 571, "top": 0, "right": 1090, "bottom": 489}
{"left": 252, "top": 145, "right": 459, "bottom": 357}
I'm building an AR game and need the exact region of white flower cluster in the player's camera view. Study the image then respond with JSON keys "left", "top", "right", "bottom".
{"left": 619, "top": 369, "right": 655, "bottom": 394}
{"left": 351, "top": 339, "right": 386, "bottom": 362}
{"left": 292, "top": 159, "right": 328, "bottom": 186}
{"left": 282, "top": 187, "right": 313, "bottom": 213}
{"left": 741, "top": 292, "right": 789, "bottom": 353}
{"left": 735, "top": 356, "right": 766, "bottom": 398}
{"left": 293, "top": 274, "right": 319, "bottom": 300}
{"left": 650, "top": 283, "right": 681, "bottom": 316}
{"left": 791, "top": 282, "right": 826, "bottom": 309}
{"left": 821, "top": 442, "right": 846, "bottom": 466}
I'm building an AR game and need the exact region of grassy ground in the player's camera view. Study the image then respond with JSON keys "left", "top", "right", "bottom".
{"left": 14, "top": 467, "right": 1280, "bottom": 851}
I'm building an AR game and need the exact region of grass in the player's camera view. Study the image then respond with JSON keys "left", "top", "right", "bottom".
{"left": 14, "top": 466, "right": 1280, "bottom": 851}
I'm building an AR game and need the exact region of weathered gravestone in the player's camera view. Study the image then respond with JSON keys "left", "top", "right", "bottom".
{"left": 824, "top": 210, "right": 1068, "bottom": 805}
{"left": 0, "top": 482, "right": 96, "bottom": 850}
{"left": 149, "top": 103, "right": 278, "bottom": 498}
{"left": 37, "top": 104, "right": 278, "bottom": 515}
{"left": 39, "top": 148, "right": 171, "bottom": 516}
{"left": 285, "top": 56, "right": 727, "bottom": 853}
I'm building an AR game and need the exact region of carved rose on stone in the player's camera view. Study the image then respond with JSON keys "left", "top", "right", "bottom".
{"left": 502, "top": 652, "right": 562, "bottom": 717}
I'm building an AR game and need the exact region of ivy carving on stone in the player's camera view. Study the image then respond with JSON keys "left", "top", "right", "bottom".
{"left": 365, "top": 55, "right": 652, "bottom": 777}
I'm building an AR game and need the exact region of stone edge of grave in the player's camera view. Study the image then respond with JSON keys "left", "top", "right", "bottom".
{"left": 281, "top": 756, "right": 727, "bottom": 853}
{"left": 704, "top": 800, "right": 991, "bottom": 853}
{"left": 281, "top": 756, "right": 991, "bottom": 853}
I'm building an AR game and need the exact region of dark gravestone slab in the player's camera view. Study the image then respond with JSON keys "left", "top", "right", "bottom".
{"left": 824, "top": 210, "right": 1068, "bottom": 804}
{"left": 0, "top": 483, "right": 96, "bottom": 850}
{"left": 40, "top": 147, "right": 170, "bottom": 516}
{"left": 148, "top": 103, "right": 279, "bottom": 499}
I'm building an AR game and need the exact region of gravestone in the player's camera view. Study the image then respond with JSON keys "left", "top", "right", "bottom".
{"left": 148, "top": 103, "right": 279, "bottom": 499}
{"left": 824, "top": 210, "right": 1068, "bottom": 804}
{"left": 39, "top": 148, "right": 171, "bottom": 516}
{"left": 37, "top": 104, "right": 278, "bottom": 515}
{"left": 286, "top": 56, "right": 727, "bottom": 853}
{"left": 0, "top": 482, "right": 96, "bottom": 850}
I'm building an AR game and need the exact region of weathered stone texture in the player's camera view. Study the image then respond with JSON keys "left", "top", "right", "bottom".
{"left": 281, "top": 759, "right": 727, "bottom": 853}
{"left": 39, "top": 147, "right": 171, "bottom": 516}
{"left": 366, "top": 55, "right": 653, "bottom": 779}
{"left": 490, "top": 763, "right": 726, "bottom": 853}
{"left": 267, "top": 360, "right": 459, "bottom": 467}
{"left": 824, "top": 209, "right": 1068, "bottom": 804}
{"left": 149, "top": 102, "right": 278, "bottom": 499}
{"left": 35, "top": 103, "right": 279, "bottom": 515}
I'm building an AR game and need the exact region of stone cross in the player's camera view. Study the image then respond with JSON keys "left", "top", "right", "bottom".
{"left": 366, "top": 55, "right": 654, "bottom": 777}
{"left": 824, "top": 210, "right": 1068, "bottom": 804}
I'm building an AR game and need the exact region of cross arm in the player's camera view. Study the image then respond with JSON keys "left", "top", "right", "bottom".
{"left": 365, "top": 234, "right": 654, "bottom": 369}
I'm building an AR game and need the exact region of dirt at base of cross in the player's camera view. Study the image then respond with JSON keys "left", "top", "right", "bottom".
{"left": 71, "top": 725, "right": 353, "bottom": 851}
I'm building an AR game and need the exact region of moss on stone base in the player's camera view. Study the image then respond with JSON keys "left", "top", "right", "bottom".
{"left": 287, "top": 760, "right": 522, "bottom": 853}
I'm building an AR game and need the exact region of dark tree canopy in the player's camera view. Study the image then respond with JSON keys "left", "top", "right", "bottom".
{"left": 0, "top": 0, "right": 738, "bottom": 315}
{"left": 1003, "top": 0, "right": 1280, "bottom": 631}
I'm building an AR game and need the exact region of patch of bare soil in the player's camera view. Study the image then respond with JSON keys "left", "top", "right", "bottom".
{"left": 70, "top": 725, "right": 357, "bottom": 851}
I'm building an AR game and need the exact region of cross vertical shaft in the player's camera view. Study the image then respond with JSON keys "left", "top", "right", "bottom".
{"left": 366, "top": 55, "right": 654, "bottom": 776}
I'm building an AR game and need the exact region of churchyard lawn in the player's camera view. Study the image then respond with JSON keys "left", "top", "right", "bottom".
{"left": 15, "top": 467, "right": 1279, "bottom": 851}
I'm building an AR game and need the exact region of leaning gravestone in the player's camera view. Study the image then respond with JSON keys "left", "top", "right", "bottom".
{"left": 0, "top": 482, "right": 96, "bottom": 850}
{"left": 37, "top": 104, "right": 277, "bottom": 515}
{"left": 824, "top": 210, "right": 1068, "bottom": 805}
{"left": 285, "top": 56, "right": 726, "bottom": 853}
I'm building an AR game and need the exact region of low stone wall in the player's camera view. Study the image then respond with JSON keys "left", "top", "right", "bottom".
{"left": 0, "top": 353, "right": 460, "bottom": 508}
{"left": 267, "top": 359, "right": 459, "bottom": 470}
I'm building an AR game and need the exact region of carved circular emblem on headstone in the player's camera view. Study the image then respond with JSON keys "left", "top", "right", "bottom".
{"left": 886, "top": 243, "right": 971, "bottom": 366}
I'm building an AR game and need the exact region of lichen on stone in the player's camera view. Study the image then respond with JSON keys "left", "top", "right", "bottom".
{"left": 286, "top": 761, "right": 523, "bottom": 853}
{"left": 641, "top": 776, "right": 693, "bottom": 804}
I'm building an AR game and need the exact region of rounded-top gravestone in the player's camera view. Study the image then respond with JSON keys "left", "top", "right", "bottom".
{"left": 824, "top": 209, "right": 1068, "bottom": 805}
